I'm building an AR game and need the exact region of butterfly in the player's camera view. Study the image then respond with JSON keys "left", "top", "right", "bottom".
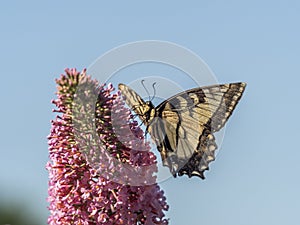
{"left": 118, "top": 82, "right": 246, "bottom": 179}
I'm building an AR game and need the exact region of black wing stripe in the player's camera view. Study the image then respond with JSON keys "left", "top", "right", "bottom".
{"left": 205, "top": 83, "right": 246, "bottom": 132}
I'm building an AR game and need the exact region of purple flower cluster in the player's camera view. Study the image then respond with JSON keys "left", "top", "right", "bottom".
{"left": 47, "top": 68, "right": 169, "bottom": 225}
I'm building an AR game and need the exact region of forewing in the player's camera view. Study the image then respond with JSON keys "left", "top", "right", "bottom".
{"left": 157, "top": 82, "right": 246, "bottom": 132}
{"left": 118, "top": 83, "right": 149, "bottom": 123}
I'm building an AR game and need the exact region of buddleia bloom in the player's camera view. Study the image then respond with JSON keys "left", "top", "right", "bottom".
{"left": 47, "top": 68, "right": 169, "bottom": 225}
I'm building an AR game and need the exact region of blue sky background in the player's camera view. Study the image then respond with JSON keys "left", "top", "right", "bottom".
{"left": 1, "top": 1, "right": 299, "bottom": 224}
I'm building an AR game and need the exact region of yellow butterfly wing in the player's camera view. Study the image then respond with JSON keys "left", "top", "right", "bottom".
{"left": 149, "top": 82, "right": 246, "bottom": 178}
{"left": 118, "top": 83, "right": 153, "bottom": 125}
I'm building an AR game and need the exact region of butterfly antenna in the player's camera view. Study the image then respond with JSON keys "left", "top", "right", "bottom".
{"left": 150, "top": 82, "right": 157, "bottom": 101}
{"left": 141, "top": 79, "right": 151, "bottom": 101}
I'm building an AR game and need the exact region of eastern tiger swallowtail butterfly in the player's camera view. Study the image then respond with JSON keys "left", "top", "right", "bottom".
{"left": 118, "top": 82, "right": 246, "bottom": 179}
